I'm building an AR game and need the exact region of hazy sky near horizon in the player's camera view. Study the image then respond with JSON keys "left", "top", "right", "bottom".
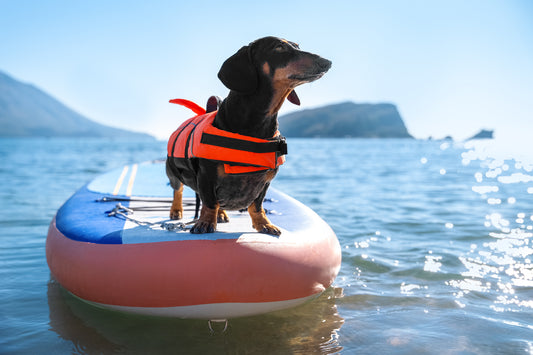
{"left": 1, "top": 0, "right": 532, "bottom": 140}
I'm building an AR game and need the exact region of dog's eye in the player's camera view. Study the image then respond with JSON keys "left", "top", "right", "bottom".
{"left": 274, "top": 44, "right": 285, "bottom": 52}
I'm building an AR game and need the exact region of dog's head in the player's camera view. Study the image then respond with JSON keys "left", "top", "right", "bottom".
{"left": 218, "top": 36, "right": 331, "bottom": 110}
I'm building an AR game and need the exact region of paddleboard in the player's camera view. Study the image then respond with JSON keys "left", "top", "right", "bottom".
{"left": 46, "top": 160, "right": 341, "bottom": 319}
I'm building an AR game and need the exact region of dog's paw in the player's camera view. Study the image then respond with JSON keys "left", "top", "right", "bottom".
{"left": 254, "top": 223, "right": 282, "bottom": 236}
{"left": 217, "top": 210, "right": 230, "bottom": 223}
{"left": 169, "top": 209, "right": 183, "bottom": 220}
{"left": 248, "top": 206, "right": 281, "bottom": 236}
{"left": 190, "top": 220, "right": 216, "bottom": 234}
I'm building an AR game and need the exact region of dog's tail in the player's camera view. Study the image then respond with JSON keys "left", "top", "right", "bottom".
{"left": 194, "top": 193, "right": 200, "bottom": 220}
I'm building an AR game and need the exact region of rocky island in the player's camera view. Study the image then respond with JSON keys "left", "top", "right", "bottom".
{"left": 467, "top": 129, "right": 494, "bottom": 140}
{"left": 279, "top": 102, "right": 412, "bottom": 138}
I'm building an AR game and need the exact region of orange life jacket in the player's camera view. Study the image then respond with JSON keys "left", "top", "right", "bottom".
{"left": 167, "top": 100, "right": 287, "bottom": 175}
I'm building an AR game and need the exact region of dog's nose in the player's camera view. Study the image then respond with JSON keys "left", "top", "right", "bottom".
{"left": 318, "top": 58, "right": 332, "bottom": 72}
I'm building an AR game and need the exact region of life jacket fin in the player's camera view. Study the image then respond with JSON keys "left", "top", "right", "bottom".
{"left": 169, "top": 99, "right": 206, "bottom": 115}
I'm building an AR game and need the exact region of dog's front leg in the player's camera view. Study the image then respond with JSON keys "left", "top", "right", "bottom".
{"left": 191, "top": 203, "right": 219, "bottom": 233}
{"left": 248, "top": 184, "right": 281, "bottom": 236}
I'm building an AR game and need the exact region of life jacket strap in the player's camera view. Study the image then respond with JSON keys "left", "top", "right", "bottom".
{"left": 200, "top": 133, "right": 287, "bottom": 156}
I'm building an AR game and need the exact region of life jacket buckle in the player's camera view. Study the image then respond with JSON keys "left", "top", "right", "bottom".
{"left": 278, "top": 136, "right": 288, "bottom": 156}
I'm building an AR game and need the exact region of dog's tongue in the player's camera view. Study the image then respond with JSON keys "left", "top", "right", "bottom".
{"left": 287, "top": 90, "right": 300, "bottom": 106}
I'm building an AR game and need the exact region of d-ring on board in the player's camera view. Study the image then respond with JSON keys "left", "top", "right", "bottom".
{"left": 208, "top": 319, "right": 228, "bottom": 334}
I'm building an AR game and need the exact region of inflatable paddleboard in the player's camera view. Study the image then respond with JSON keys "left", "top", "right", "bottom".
{"left": 46, "top": 161, "right": 341, "bottom": 319}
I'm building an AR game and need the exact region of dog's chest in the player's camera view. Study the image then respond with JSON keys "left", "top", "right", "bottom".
{"left": 215, "top": 170, "right": 277, "bottom": 210}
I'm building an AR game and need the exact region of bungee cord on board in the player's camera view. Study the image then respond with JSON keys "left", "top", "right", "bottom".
{"left": 100, "top": 194, "right": 280, "bottom": 233}
{"left": 105, "top": 202, "right": 196, "bottom": 232}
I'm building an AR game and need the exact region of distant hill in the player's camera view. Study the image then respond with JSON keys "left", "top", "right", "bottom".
{"left": 279, "top": 101, "right": 412, "bottom": 138}
{"left": 467, "top": 129, "right": 493, "bottom": 140}
{"left": 0, "top": 71, "right": 153, "bottom": 139}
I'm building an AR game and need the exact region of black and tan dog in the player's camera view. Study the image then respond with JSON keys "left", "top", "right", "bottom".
{"left": 166, "top": 36, "right": 331, "bottom": 235}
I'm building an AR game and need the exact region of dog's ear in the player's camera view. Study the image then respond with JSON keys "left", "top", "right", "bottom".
{"left": 217, "top": 45, "right": 258, "bottom": 94}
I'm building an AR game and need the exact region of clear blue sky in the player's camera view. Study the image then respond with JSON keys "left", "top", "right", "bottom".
{"left": 1, "top": 0, "right": 532, "bottom": 141}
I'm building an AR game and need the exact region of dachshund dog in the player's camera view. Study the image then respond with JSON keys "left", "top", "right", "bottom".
{"left": 166, "top": 36, "right": 331, "bottom": 235}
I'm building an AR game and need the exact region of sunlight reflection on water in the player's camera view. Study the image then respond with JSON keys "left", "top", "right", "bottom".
{"left": 452, "top": 139, "right": 533, "bottom": 315}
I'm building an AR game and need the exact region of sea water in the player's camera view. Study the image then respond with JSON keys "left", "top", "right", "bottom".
{"left": 1, "top": 137, "right": 532, "bottom": 354}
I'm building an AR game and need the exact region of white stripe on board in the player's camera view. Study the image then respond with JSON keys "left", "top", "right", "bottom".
{"left": 112, "top": 166, "right": 129, "bottom": 195}
{"left": 126, "top": 164, "right": 138, "bottom": 196}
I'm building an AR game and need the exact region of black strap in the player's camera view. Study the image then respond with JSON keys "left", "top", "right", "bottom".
{"left": 200, "top": 133, "right": 287, "bottom": 155}
{"left": 194, "top": 193, "right": 200, "bottom": 220}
